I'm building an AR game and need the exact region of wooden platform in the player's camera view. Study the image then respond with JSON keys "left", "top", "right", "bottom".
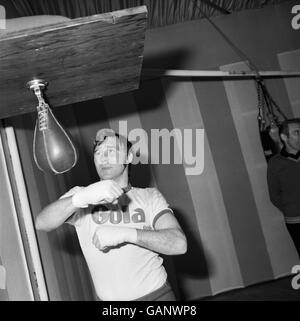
{"left": 0, "top": 6, "right": 147, "bottom": 119}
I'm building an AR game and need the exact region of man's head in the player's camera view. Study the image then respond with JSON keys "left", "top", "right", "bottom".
{"left": 279, "top": 118, "right": 300, "bottom": 153}
{"left": 93, "top": 129, "right": 133, "bottom": 181}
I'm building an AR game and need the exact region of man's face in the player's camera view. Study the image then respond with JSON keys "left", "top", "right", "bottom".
{"left": 283, "top": 123, "right": 300, "bottom": 153}
{"left": 94, "top": 136, "right": 129, "bottom": 180}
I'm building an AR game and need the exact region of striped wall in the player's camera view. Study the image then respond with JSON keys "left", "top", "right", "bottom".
{"left": 8, "top": 1, "right": 300, "bottom": 300}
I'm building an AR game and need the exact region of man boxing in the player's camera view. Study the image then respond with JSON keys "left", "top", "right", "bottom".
{"left": 35, "top": 128, "right": 187, "bottom": 301}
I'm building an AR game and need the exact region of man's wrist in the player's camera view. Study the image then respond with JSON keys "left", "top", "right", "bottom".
{"left": 71, "top": 192, "right": 88, "bottom": 208}
{"left": 126, "top": 228, "right": 138, "bottom": 243}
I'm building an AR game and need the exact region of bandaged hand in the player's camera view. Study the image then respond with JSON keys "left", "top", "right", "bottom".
{"left": 71, "top": 180, "right": 123, "bottom": 208}
{"left": 92, "top": 226, "right": 138, "bottom": 251}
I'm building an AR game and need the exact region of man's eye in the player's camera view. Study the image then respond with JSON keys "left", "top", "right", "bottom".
{"left": 95, "top": 150, "right": 105, "bottom": 156}
{"left": 295, "top": 130, "right": 300, "bottom": 136}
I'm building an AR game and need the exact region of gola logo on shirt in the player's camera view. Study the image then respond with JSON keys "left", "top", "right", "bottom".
{"left": 91, "top": 204, "right": 146, "bottom": 225}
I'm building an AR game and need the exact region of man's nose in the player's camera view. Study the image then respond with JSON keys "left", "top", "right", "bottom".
{"left": 101, "top": 157, "right": 109, "bottom": 164}
{"left": 101, "top": 152, "right": 109, "bottom": 163}
{"left": 103, "top": 149, "right": 109, "bottom": 157}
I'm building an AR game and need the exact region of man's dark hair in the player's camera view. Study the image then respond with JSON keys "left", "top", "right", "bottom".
{"left": 93, "top": 133, "right": 132, "bottom": 155}
{"left": 279, "top": 118, "right": 300, "bottom": 138}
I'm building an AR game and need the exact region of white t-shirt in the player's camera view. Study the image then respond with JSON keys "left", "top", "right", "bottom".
{"left": 61, "top": 186, "right": 172, "bottom": 301}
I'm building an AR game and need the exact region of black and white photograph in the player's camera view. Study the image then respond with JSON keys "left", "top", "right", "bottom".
{"left": 0, "top": 0, "right": 299, "bottom": 311}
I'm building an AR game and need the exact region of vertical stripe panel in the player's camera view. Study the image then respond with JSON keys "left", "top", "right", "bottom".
{"left": 277, "top": 49, "right": 300, "bottom": 117}
{"left": 162, "top": 78, "right": 244, "bottom": 294}
{"left": 193, "top": 79, "right": 274, "bottom": 285}
{"left": 134, "top": 79, "right": 212, "bottom": 300}
{"left": 220, "top": 61, "right": 299, "bottom": 276}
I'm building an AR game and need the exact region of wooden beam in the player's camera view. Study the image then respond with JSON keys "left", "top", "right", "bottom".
{"left": 142, "top": 69, "right": 300, "bottom": 79}
{"left": 199, "top": 0, "right": 231, "bottom": 15}
{"left": 0, "top": 6, "right": 147, "bottom": 119}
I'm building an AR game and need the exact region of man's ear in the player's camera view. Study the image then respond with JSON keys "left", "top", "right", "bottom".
{"left": 126, "top": 150, "right": 134, "bottom": 164}
{"left": 280, "top": 133, "right": 288, "bottom": 143}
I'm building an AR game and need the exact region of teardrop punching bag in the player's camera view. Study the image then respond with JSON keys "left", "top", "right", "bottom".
{"left": 256, "top": 79, "right": 285, "bottom": 162}
{"left": 28, "top": 79, "right": 78, "bottom": 174}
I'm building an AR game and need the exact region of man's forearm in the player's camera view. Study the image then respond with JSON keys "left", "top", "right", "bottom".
{"left": 35, "top": 197, "right": 77, "bottom": 232}
{"left": 135, "top": 228, "right": 187, "bottom": 255}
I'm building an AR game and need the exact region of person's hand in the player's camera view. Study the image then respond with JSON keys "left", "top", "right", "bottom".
{"left": 92, "top": 226, "right": 137, "bottom": 251}
{"left": 71, "top": 180, "right": 123, "bottom": 208}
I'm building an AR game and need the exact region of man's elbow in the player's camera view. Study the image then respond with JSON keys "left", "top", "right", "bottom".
{"left": 174, "top": 232, "right": 187, "bottom": 255}
{"left": 35, "top": 216, "right": 53, "bottom": 232}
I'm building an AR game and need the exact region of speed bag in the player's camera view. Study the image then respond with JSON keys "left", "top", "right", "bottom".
{"left": 33, "top": 107, "right": 78, "bottom": 174}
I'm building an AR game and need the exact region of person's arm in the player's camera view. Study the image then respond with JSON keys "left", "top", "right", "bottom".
{"left": 92, "top": 212, "right": 187, "bottom": 255}
{"left": 136, "top": 211, "right": 187, "bottom": 255}
{"left": 35, "top": 196, "right": 78, "bottom": 232}
{"left": 35, "top": 180, "right": 123, "bottom": 232}
{"left": 267, "top": 163, "right": 283, "bottom": 211}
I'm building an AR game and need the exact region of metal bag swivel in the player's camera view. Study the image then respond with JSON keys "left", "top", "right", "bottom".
{"left": 28, "top": 79, "right": 78, "bottom": 174}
